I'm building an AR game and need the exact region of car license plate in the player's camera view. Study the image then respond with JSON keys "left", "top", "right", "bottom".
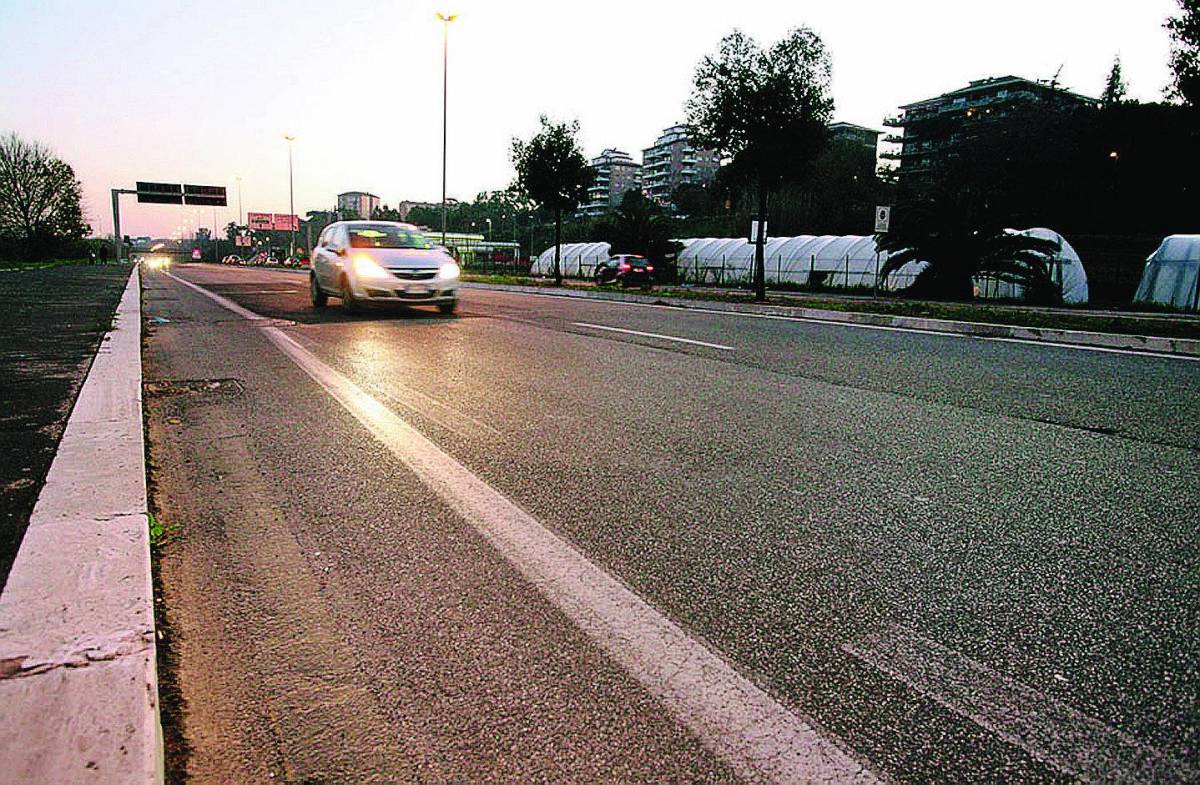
{"left": 407, "top": 285, "right": 429, "bottom": 294}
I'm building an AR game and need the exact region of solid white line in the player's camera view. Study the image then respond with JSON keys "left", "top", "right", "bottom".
{"left": 476, "top": 286, "right": 1200, "bottom": 361}
{"left": 165, "top": 270, "right": 877, "bottom": 784}
{"left": 572, "top": 321, "right": 736, "bottom": 350}
{"left": 843, "top": 625, "right": 1194, "bottom": 782}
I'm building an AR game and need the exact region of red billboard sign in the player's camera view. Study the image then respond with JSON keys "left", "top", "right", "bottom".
{"left": 272, "top": 213, "right": 299, "bottom": 231}
{"left": 247, "top": 212, "right": 272, "bottom": 230}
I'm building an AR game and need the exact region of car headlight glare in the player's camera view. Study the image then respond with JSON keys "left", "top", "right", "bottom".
{"left": 353, "top": 255, "right": 391, "bottom": 280}
{"left": 439, "top": 261, "right": 460, "bottom": 279}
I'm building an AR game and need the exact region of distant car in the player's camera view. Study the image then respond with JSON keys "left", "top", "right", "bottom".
{"left": 595, "top": 254, "right": 656, "bottom": 287}
{"left": 222, "top": 254, "right": 243, "bottom": 265}
{"left": 309, "top": 220, "right": 460, "bottom": 314}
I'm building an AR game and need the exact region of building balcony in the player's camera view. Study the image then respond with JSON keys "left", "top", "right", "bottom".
{"left": 882, "top": 114, "right": 905, "bottom": 127}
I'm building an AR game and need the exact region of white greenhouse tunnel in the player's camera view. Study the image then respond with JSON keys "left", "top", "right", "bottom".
{"left": 534, "top": 229, "right": 1090, "bottom": 304}
{"left": 1133, "top": 235, "right": 1200, "bottom": 311}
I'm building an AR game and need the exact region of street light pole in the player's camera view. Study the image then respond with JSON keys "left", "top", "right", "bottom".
{"left": 436, "top": 12, "right": 457, "bottom": 247}
{"left": 284, "top": 134, "right": 296, "bottom": 259}
{"left": 235, "top": 176, "right": 243, "bottom": 225}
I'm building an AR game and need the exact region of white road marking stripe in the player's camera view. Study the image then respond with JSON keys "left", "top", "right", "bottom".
{"left": 166, "top": 270, "right": 877, "bottom": 784}
{"left": 572, "top": 322, "right": 736, "bottom": 351}
{"left": 843, "top": 625, "right": 1194, "bottom": 782}
{"left": 481, "top": 287, "right": 1200, "bottom": 361}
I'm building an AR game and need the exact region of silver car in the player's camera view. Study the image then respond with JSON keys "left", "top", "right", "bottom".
{"left": 310, "top": 221, "right": 460, "bottom": 314}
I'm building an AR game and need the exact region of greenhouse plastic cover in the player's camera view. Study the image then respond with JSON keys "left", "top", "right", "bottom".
{"left": 534, "top": 230, "right": 1087, "bottom": 303}
{"left": 1133, "top": 235, "right": 1200, "bottom": 311}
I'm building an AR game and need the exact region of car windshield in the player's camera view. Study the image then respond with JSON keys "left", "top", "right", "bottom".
{"left": 348, "top": 225, "right": 433, "bottom": 250}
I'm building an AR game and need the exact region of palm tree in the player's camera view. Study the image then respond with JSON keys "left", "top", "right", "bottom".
{"left": 877, "top": 189, "right": 1063, "bottom": 304}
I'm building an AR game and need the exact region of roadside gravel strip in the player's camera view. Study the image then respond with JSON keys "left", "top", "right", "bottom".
{"left": 166, "top": 270, "right": 881, "bottom": 783}
{"left": 0, "top": 269, "right": 160, "bottom": 784}
{"left": 461, "top": 282, "right": 1200, "bottom": 359}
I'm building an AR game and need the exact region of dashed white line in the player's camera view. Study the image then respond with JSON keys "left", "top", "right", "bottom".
{"left": 572, "top": 322, "right": 736, "bottom": 351}
{"left": 165, "top": 269, "right": 877, "bottom": 784}
{"left": 476, "top": 286, "right": 1199, "bottom": 361}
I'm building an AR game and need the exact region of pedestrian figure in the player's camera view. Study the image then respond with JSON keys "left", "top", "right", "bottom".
{"left": 88, "top": 249, "right": 97, "bottom": 265}
{"left": 98, "top": 245, "right": 109, "bottom": 264}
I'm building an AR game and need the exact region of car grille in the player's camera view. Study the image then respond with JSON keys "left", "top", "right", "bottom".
{"left": 388, "top": 269, "right": 436, "bottom": 280}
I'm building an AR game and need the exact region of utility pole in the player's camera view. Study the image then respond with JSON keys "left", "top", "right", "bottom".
{"left": 437, "top": 12, "right": 458, "bottom": 246}
{"left": 235, "top": 175, "right": 243, "bottom": 225}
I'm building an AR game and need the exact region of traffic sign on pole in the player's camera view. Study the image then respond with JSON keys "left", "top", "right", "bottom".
{"left": 183, "top": 184, "right": 227, "bottom": 206}
{"left": 874, "top": 205, "right": 892, "bottom": 234}
{"left": 136, "top": 182, "right": 183, "bottom": 204}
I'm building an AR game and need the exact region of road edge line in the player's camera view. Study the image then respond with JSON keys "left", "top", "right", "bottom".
{"left": 0, "top": 266, "right": 162, "bottom": 785}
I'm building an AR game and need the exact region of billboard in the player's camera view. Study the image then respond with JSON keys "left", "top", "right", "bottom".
{"left": 247, "top": 212, "right": 273, "bottom": 230}
{"left": 273, "top": 213, "right": 299, "bottom": 231}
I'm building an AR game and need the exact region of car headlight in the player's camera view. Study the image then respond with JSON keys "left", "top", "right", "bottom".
{"left": 352, "top": 255, "right": 391, "bottom": 280}
{"left": 439, "top": 261, "right": 460, "bottom": 279}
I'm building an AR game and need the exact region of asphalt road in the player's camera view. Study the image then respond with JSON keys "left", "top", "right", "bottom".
{"left": 143, "top": 262, "right": 1200, "bottom": 783}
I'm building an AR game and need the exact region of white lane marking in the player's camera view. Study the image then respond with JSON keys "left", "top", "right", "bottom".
{"left": 165, "top": 270, "right": 877, "bottom": 784}
{"left": 972, "top": 334, "right": 1200, "bottom": 361}
{"left": 843, "top": 625, "right": 1195, "bottom": 782}
{"left": 475, "top": 287, "right": 1200, "bottom": 361}
{"left": 572, "top": 322, "right": 736, "bottom": 351}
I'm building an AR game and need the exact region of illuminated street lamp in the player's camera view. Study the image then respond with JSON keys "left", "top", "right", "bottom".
{"left": 436, "top": 11, "right": 457, "bottom": 246}
{"left": 284, "top": 134, "right": 296, "bottom": 259}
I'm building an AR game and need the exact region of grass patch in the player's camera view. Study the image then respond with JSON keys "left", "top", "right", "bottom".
{"left": 0, "top": 258, "right": 107, "bottom": 272}
{"left": 148, "top": 511, "right": 165, "bottom": 546}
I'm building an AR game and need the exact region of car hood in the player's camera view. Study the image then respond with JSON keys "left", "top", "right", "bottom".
{"left": 353, "top": 247, "right": 452, "bottom": 269}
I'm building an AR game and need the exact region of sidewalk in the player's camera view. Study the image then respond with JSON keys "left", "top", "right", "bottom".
{"left": 0, "top": 267, "right": 161, "bottom": 784}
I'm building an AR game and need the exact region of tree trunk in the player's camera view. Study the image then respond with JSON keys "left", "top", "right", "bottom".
{"left": 553, "top": 207, "right": 563, "bottom": 285}
{"left": 754, "top": 179, "right": 768, "bottom": 301}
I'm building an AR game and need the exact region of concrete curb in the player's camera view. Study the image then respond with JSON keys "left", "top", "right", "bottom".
{"left": 461, "top": 282, "right": 1200, "bottom": 358}
{"left": 0, "top": 268, "right": 161, "bottom": 784}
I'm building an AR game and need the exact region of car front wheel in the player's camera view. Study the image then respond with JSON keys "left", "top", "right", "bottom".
{"left": 310, "top": 275, "right": 327, "bottom": 308}
{"left": 438, "top": 299, "right": 457, "bottom": 315}
{"left": 341, "top": 277, "right": 360, "bottom": 313}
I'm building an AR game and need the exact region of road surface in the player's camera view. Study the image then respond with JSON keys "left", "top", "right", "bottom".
{"left": 142, "top": 263, "right": 1200, "bottom": 783}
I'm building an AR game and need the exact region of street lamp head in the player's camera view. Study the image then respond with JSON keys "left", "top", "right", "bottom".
{"left": 436, "top": 11, "right": 457, "bottom": 22}
{"left": 284, "top": 134, "right": 296, "bottom": 142}
{"left": 1109, "top": 150, "right": 1119, "bottom": 160}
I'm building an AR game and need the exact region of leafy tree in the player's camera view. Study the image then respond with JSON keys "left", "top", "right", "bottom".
{"left": 510, "top": 116, "right": 594, "bottom": 284}
{"left": 686, "top": 28, "right": 834, "bottom": 299}
{"left": 878, "top": 186, "right": 1062, "bottom": 303}
{"left": 1166, "top": 0, "right": 1200, "bottom": 106}
{"left": 0, "top": 132, "right": 89, "bottom": 260}
{"left": 1102, "top": 56, "right": 1129, "bottom": 106}
{"left": 592, "top": 191, "right": 680, "bottom": 273}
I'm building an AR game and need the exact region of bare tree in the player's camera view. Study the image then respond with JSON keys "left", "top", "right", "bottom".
{"left": 0, "top": 132, "right": 89, "bottom": 258}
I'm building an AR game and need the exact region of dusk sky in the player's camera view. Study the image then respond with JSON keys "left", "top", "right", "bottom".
{"left": 0, "top": 0, "right": 1179, "bottom": 238}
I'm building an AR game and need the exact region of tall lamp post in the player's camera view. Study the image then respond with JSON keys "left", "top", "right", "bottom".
{"left": 235, "top": 175, "right": 243, "bottom": 225}
{"left": 284, "top": 134, "right": 296, "bottom": 259}
{"left": 436, "top": 11, "right": 457, "bottom": 246}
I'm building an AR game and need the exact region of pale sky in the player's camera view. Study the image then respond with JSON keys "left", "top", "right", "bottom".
{"left": 0, "top": 0, "right": 1179, "bottom": 238}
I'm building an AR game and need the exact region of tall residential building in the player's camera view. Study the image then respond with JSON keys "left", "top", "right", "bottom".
{"left": 882, "top": 76, "right": 1097, "bottom": 179}
{"left": 336, "top": 191, "right": 381, "bottom": 220}
{"left": 828, "top": 122, "right": 882, "bottom": 154}
{"left": 641, "top": 125, "right": 721, "bottom": 206}
{"left": 580, "top": 149, "right": 642, "bottom": 217}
